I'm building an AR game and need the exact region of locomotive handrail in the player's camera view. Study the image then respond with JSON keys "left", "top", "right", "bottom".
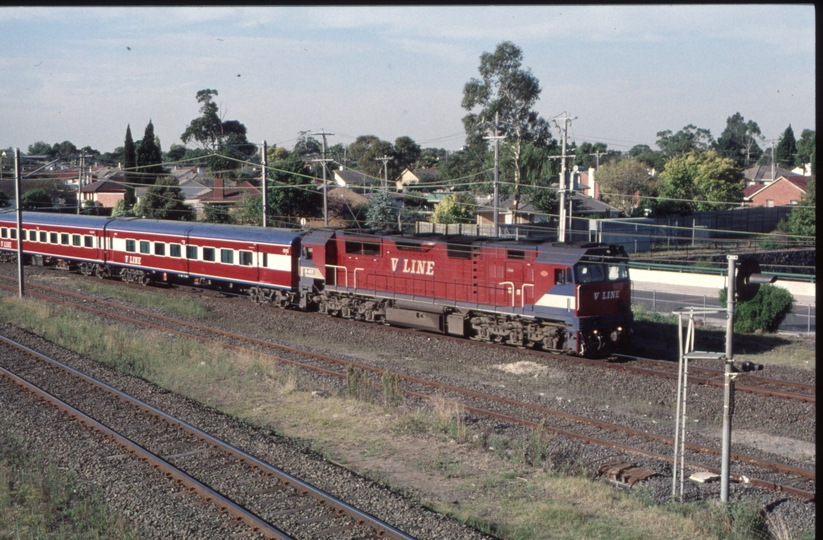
{"left": 521, "top": 283, "right": 533, "bottom": 308}
{"left": 325, "top": 264, "right": 348, "bottom": 287}
{"left": 353, "top": 267, "right": 365, "bottom": 289}
{"left": 499, "top": 281, "right": 515, "bottom": 307}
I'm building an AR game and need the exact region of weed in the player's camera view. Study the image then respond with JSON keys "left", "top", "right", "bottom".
{"left": 381, "top": 370, "right": 404, "bottom": 408}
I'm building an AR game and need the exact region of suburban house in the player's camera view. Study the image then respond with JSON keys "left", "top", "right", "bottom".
{"left": 743, "top": 164, "right": 795, "bottom": 186}
{"left": 195, "top": 177, "right": 261, "bottom": 215}
{"left": 79, "top": 167, "right": 127, "bottom": 209}
{"left": 333, "top": 167, "right": 381, "bottom": 192}
{"left": 742, "top": 175, "right": 809, "bottom": 207}
{"left": 476, "top": 191, "right": 622, "bottom": 228}
{"left": 396, "top": 167, "right": 439, "bottom": 191}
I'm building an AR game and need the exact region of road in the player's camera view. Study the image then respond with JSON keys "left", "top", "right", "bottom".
{"left": 631, "top": 288, "right": 815, "bottom": 335}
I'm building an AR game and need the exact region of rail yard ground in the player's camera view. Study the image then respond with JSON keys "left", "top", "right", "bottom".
{"left": 0, "top": 269, "right": 816, "bottom": 540}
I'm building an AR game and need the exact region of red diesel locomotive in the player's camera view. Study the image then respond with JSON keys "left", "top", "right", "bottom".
{"left": 0, "top": 211, "right": 632, "bottom": 356}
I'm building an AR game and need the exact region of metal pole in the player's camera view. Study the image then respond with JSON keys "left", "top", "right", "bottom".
{"left": 261, "top": 140, "right": 268, "bottom": 228}
{"left": 493, "top": 113, "right": 500, "bottom": 237}
{"left": 720, "top": 255, "right": 737, "bottom": 503}
{"left": 672, "top": 313, "right": 684, "bottom": 500}
{"left": 15, "top": 148, "right": 24, "bottom": 297}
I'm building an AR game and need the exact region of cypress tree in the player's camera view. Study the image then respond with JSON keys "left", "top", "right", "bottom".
{"left": 137, "top": 120, "right": 165, "bottom": 184}
{"left": 775, "top": 125, "right": 797, "bottom": 168}
{"left": 123, "top": 125, "right": 137, "bottom": 207}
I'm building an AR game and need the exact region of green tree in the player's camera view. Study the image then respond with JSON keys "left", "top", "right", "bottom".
{"left": 202, "top": 204, "right": 235, "bottom": 224}
{"left": 111, "top": 199, "right": 134, "bottom": 217}
{"left": 0, "top": 190, "right": 9, "bottom": 207}
{"left": 795, "top": 129, "right": 815, "bottom": 170}
{"left": 775, "top": 125, "right": 798, "bottom": 169}
{"left": 348, "top": 135, "right": 396, "bottom": 180}
{"left": 136, "top": 120, "right": 165, "bottom": 184}
{"left": 52, "top": 141, "right": 77, "bottom": 159}
{"left": 595, "top": 159, "right": 654, "bottom": 216}
{"left": 628, "top": 144, "right": 665, "bottom": 172}
{"left": 265, "top": 159, "right": 321, "bottom": 226}
{"left": 656, "top": 125, "right": 713, "bottom": 158}
{"left": 180, "top": 89, "right": 251, "bottom": 172}
{"left": 417, "top": 148, "right": 446, "bottom": 168}
{"left": 462, "top": 42, "right": 553, "bottom": 220}
{"left": 429, "top": 193, "right": 476, "bottom": 224}
{"left": 123, "top": 125, "right": 137, "bottom": 208}
{"left": 713, "top": 112, "right": 763, "bottom": 168}
{"left": 134, "top": 177, "right": 193, "bottom": 221}
{"left": 719, "top": 285, "right": 794, "bottom": 333}
{"left": 365, "top": 189, "right": 398, "bottom": 229}
{"left": 784, "top": 175, "right": 815, "bottom": 237}
{"left": 654, "top": 150, "right": 743, "bottom": 215}
{"left": 27, "top": 141, "right": 54, "bottom": 158}
{"left": 21, "top": 188, "right": 53, "bottom": 209}
{"left": 165, "top": 144, "right": 187, "bottom": 163}
{"left": 439, "top": 146, "right": 492, "bottom": 195}
{"left": 393, "top": 136, "right": 421, "bottom": 173}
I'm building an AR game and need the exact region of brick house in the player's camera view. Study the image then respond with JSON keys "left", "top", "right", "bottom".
{"left": 79, "top": 169, "right": 126, "bottom": 209}
{"left": 396, "top": 167, "right": 439, "bottom": 190}
{"left": 742, "top": 175, "right": 809, "bottom": 207}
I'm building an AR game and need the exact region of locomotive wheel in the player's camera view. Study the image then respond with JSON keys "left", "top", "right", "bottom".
{"left": 79, "top": 263, "right": 93, "bottom": 277}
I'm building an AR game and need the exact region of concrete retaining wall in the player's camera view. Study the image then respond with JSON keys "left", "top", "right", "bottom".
{"left": 630, "top": 269, "right": 815, "bottom": 302}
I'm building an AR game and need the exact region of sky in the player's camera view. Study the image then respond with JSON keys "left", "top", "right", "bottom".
{"left": 0, "top": 5, "right": 816, "bottom": 159}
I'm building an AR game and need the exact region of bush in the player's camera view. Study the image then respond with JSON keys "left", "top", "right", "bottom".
{"left": 719, "top": 284, "right": 794, "bottom": 333}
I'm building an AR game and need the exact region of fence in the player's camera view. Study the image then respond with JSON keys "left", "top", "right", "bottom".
{"left": 631, "top": 284, "right": 815, "bottom": 335}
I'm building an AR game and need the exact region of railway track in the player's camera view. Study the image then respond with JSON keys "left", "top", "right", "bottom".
{"left": 0, "top": 274, "right": 814, "bottom": 502}
{"left": 0, "top": 334, "right": 417, "bottom": 540}
{"left": 0, "top": 272, "right": 813, "bottom": 405}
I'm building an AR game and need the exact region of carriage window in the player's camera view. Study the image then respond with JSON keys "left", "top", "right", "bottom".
{"left": 50, "top": 232, "right": 58, "bottom": 244}
{"left": 607, "top": 263, "right": 629, "bottom": 281}
{"left": 203, "top": 247, "right": 215, "bottom": 262}
{"left": 262, "top": 253, "right": 268, "bottom": 267}
{"left": 139, "top": 241, "right": 150, "bottom": 254}
{"left": 154, "top": 242, "right": 165, "bottom": 256}
{"left": 239, "top": 251, "right": 253, "bottom": 266}
{"left": 555, "top": 268, "right": 571, "bottom": 285}
{"left": 126, "top": 239, "right": 136, "bottom": 252}
{"left": 507, "top": 250, "right": 525, "bottom": 260}
{"left": 72, "top": 234, "right": 81, "bottom": 246}
{"left": 18, "top": 230, "right": 25, "bottom": 240}
{"left": 0, "top": 228, "right": 6, "bottom": 238}
{"left": 170, "top": 244, "right": 181, "bottom": 258}
{"left": 84, "top": 235, "right": 94, "bottom": 248}
{"left": 575, "top": 263, "right": 605, "bottom": 283}
{"left": 40, "top": 231, "right": 47, "bottom": 242}
{"left": 61, "top": 233, "right": 69, "bottom": 245}
{"left": 186, "top": 245, "right": 198, "bottom": 259}
{"left": 220, "top": 249, "right": 233, "bottom": 264}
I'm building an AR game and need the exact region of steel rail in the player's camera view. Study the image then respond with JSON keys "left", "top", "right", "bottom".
{"left": 0, "top": 334, "right": 417, "bottom": 540}
{"left": 0, "top": 363, "right": 292, "bottom": 540}
{"left": 2, "top": 278, "right": 815, "bottom": 500}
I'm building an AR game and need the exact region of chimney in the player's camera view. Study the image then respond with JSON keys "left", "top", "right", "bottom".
{"left": 215, "top": 177, "right": 224, "bottom": 199}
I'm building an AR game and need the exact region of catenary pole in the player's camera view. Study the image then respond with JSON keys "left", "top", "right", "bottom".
{"left": 261, "top": 140, "right": 268, "bottom": 228}
{"left": 15, "top": 149, "right": 24, "bottom": 297}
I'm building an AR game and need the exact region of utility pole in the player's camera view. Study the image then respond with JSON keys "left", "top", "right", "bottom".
{"left": 261, "top": 140, "right": 268, "bottom": 228}
{"left": 484, "top": 112, "right": 505, "bottom": 237}
{"left": 77, "top": 152, "right": 84, "bottom": 215}
{"left": 553, "top": 113, "right": 576, "bottom": 243}
{"left": 14, "top": 148, "right": 24, "bottom": 297}
{"left": 312, "top": 130, "right": 334, "bottom": 227}
{"left": 376, "top": 156, "right": 391, "bottom": 191}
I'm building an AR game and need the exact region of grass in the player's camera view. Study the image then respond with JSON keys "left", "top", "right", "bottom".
{"left": 0, "top": 292, "right": 815, "bottom": 540}
{"left": 0, "top": 434, "right": 139, "bottom": 540}
{"left": 630, "top": 305, "right": 815, "bottom": 370}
